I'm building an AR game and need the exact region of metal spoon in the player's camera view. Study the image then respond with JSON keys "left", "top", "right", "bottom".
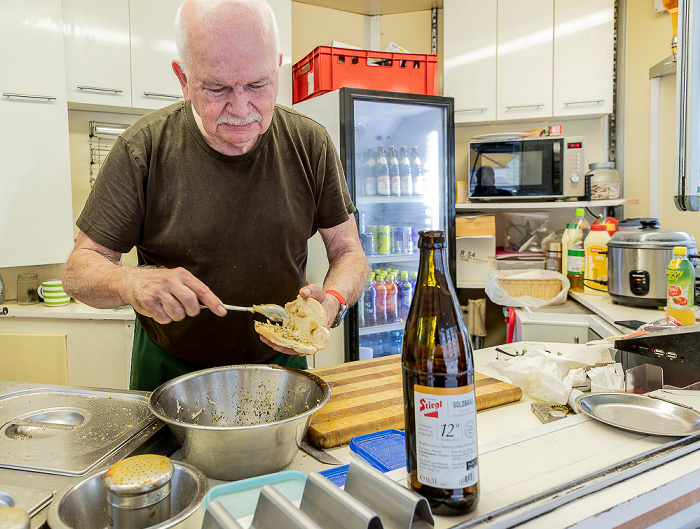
{"left": 200, "top": 303, "right": 287, "bottom": 323}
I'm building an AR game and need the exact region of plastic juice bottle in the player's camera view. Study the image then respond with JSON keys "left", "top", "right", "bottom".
{"left": 399, "top": 270, "right": 413, "bottom": 320}
{"left": 363, "top": 273, "right": 376, "bottom": 327}
{"left": 375, "top": 273, "right": 387, "bottom": 326}
{"left": 567, "top": 208, "right": 589, "bottom": 293}
{"left": 561, "top": 223, "right": 571, "bottom": 277}
{"left": 666, "top": 246, "right": 696, "bottom": 325}
{"left": 584, "top": 224, "right": 611, "bottom": 296}
{"left": 385, "top": 273, "right": 399, "bottom": 324}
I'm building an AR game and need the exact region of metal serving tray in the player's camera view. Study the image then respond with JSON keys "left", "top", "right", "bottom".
{"left": 577, "top": 392, "right": 700, "bottom": 437}
{"left": 0, "top": 384, "right": 161, "bottom": 476}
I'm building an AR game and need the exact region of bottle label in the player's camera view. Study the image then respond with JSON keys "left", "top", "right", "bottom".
{"left": 567, "top": 249, "right": 585, "bottom": 274}
{"left": 585, "top": 244, "right": 608, "bottom": 290}
{"left": 365, "top": 176, "right": 377, "bottom": 196}
{"left": 413, "top": 384, "right": 478, "bottom": 489}
{"left": 377, "top": 175, "right": 390, "bottom": 196}
{"left": 667, "top": 259, "right": 694, "bottom": 309}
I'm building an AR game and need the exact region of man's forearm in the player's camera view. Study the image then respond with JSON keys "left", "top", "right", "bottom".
{"left": 62, "top": 249, "right": 132, "bottom": 309}
{"left": 323, "top": 248, "right": 369, "bottom": 306}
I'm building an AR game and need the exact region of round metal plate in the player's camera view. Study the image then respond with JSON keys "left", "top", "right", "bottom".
{"left": 577, "top": 392, "right": 700, "bottom": 437}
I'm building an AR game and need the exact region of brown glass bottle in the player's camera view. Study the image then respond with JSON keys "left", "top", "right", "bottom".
{"left": 402, "top": 230, "right": 479, "bottom": 516}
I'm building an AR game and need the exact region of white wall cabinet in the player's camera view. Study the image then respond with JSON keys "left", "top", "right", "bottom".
{"left": 553, "top": 0, "right": 615, "bottom": 117}
{"left": 0, "top": 0, "right": 75, "bottom": 267}
{"left": 443, "top": 0, "right": 497, "bottom": 124}
{"left": 130, "top": 0, "right": 184, "bottom": 110}
{"left": 62, "top": 0, "right": 132, "bottom": 107}
{"left": 444, "top": 0, "right": 614, "bottom": 123}
{"left": 497, "top": 0, "right": 554, "bottom": 121}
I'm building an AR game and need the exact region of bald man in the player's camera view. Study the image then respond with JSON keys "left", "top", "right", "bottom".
{"left": 63, "top": 0, "right": 368, "bottom": 391}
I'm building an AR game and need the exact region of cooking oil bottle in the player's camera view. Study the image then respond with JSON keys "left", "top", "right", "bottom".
{"left": 566, "top": 208, "right": 589, "bottom": 293}
{"left": 666, "top": 246, "right": 696, "bottom": 325}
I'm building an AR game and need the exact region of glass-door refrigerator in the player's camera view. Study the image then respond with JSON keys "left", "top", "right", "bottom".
{"left": 295, "top": 87, "right": 455, "bottom": 362}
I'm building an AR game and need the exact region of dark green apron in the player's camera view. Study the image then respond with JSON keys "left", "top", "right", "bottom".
{"left": 130, "top": 320, "right": 308, "bottom": 391}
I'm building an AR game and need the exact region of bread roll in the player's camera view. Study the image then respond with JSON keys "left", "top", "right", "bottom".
{"left": 255, "top": 295, "right": 331, "bottom": 355}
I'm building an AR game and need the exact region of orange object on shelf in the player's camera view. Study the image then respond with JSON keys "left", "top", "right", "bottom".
{"left": 292, "top": 46, "right": 438, "bottom": 104}
{"left": 663, "top": 0, "right": 679, "bottom": 54}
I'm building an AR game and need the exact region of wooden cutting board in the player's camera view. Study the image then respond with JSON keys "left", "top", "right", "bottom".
{"left": 308, "top": 355, "right": 522, "bottom": 449}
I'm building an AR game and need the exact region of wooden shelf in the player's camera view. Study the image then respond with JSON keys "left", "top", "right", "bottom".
{"left": 456, "top": 198, "right": 636, "bottom": 211}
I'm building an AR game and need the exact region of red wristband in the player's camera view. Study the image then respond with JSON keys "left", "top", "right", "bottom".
{"left": 324, "top": 290, "right": 346, "bottom": 305}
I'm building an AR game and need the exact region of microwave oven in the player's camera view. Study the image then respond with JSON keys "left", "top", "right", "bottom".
{"left": 467, "top": 136, "right": 585, "bottom": 201}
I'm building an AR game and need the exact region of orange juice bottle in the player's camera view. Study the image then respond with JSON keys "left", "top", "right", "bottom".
{"left": 666, "top": 246, "right": 695, "bottom": 325}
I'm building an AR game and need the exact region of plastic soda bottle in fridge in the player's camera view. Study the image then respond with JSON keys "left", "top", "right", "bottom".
{"left": 666, "top": 246, "right": 696, "bottom": 325}
{"left": 584, "top": 224, "right": 611, "bottom": 295}
{"left": 400, "top": 146, "right": 413, "bottom": 196}
{"left": 376, "top": 146, "right": 390, "bottom": 196}
{"left": 363, "top": 273, "right": 376, "bottom": 327}
{"left": 364, "top": 148, "right": 377, "bottom": 196}
{"left": 402, "top": 230, "right": 479, "bottom": 514}
{"left": 375, "top": 273, "right": 387, "bottom": 326}
{"left": 389, "top": 146, "right": 401, "bottom": 196}
{"left": 399, "top": 270, "right": 413, "bottom": 320}
{"left": 566, "top": 208, "right": 589, "bottom": 293}
{"left": 385, "top": 273, "right": 399, "bottom": 324}
{"left": 411, "top": 146, "right": 424, "bottom": 196}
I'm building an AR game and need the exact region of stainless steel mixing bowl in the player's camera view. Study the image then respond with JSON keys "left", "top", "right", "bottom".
{"left": 148, "top": 365, "right": 331, "bottom": 481}
{"left": 47, "top": 460, "right": 208, "bottom": 529}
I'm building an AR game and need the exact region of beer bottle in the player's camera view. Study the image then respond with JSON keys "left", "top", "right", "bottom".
{"left": 411, "top": 146, "right": 424, "bottom": 196}
{"left": 376, "top": 146, "right": 390, "bottom": 196}
{"left": 388, "top": 146, "right": 401, "bottom": 196}
{"left": 364, "top": 148, "right": 377, "bottom": 196}
{"left": 402, "top": 230, "right": 479, "bottom": 515}
{"left": 399, "top": 146, "right": 413, "bottom": 196}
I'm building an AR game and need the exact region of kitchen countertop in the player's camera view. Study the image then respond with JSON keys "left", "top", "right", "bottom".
{"left": 273, "top": 343, "right": 700, "bottom": 528}
{"left": 0, "top": 300, "right": 135, "bottom": 321}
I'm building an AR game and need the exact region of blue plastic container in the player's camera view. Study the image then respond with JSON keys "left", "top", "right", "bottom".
{"left": 349, "top": 429, "right": 406, "bottom": 472}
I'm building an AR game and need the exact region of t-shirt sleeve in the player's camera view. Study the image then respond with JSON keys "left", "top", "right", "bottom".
{"left": 315, "top": 131, "right": 356, "bottom": 230}
{"left": 76, "top": 136, "right": 147, "bottom": 253}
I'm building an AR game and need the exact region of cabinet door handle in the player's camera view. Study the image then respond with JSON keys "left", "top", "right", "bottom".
{"left": 505, "top": 104, "right": 544, "bottom": 110}
{"left": 564, "top": 99, "right": 604, "bottom": 106}
{"left": 77, "top": 85, "right": 123, "bottom": 94}
{"left": 143, "top": 92, "right": 182, "bottom": 99}
{"left": 3, "top": 92, "right": 56, "bottom": 101}
{"left": 456, "top": 107, "right": 488, "bottom": 113}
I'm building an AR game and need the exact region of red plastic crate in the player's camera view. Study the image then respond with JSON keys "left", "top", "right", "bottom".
{"left": 293, "top": 46, "right": 438, "bottom": 104}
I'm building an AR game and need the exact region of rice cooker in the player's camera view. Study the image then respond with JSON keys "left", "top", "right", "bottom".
{"left": 607, "top": 219, "right": 697, "bottom": 307}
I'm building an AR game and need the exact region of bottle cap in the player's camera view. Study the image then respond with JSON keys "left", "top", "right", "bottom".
{"left": 575, "top": 208, "right": 585, "bottom": 217}
{"left": 674, "top": 246, "right": 687, "bottom": 255}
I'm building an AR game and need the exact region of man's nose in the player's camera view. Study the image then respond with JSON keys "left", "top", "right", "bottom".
{"left": 225, "top": 86, "right": 250, "bottom": 116}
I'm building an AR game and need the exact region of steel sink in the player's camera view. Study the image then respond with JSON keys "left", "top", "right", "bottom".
{"left": 0, "top": 383, "right": 166, "bottom": 476}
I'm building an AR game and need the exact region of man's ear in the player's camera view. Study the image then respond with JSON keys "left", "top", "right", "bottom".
{"left": 172, "top": 60, "right": 190, "bottom": 101}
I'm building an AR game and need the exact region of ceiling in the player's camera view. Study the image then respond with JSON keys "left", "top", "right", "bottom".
{"left": 294, "top": 0, "right": 443, "bottom": 16}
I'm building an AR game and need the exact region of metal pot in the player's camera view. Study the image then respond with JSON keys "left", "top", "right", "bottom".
{"left": 148, "top": 365, "right": 330, "bottom": 481}
{"left": 607, "top": 219, "right": 697, "bottom": 307}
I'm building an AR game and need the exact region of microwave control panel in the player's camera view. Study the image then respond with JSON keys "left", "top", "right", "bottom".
{"left": 563, "top": 136, "right": 585, "bottom": 196}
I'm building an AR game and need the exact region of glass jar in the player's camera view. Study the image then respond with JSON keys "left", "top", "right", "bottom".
{"left": 17, "top": 273, "right": 40, "bottom": 305}
{"left": 586, "top": 162, "right": 621, "bottom": 200}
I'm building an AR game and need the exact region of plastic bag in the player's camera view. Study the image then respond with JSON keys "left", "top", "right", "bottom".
{"left": 484, "top": 270, "right": 570, "bottom": 308}
{"left": 488, "top": 345, "right": 602, "bottom": 405}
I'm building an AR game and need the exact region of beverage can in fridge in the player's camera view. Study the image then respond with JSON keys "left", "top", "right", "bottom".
{"left": 393, "top": 226, "right": 405, "bottom": 254}
{"left": 361, "top": 232, "right": 376, "bottom": 255}
{"left": 377, "top": 225, "right": 392, "bottom": 255}
{"left": 404, "top": 226, "right": 414, "bottom": 254}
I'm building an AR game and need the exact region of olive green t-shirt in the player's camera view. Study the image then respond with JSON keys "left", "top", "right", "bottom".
{"left": 78, "top": 101, "right": 355, "bottom": 366}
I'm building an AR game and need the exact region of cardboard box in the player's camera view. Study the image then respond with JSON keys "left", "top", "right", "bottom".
{"left": 455, "top": 216, "right": 497, "bottom": 284}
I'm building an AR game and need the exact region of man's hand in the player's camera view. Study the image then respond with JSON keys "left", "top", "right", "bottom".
{"left": 122, "top": 266, "right": 227, "bottom": 324}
